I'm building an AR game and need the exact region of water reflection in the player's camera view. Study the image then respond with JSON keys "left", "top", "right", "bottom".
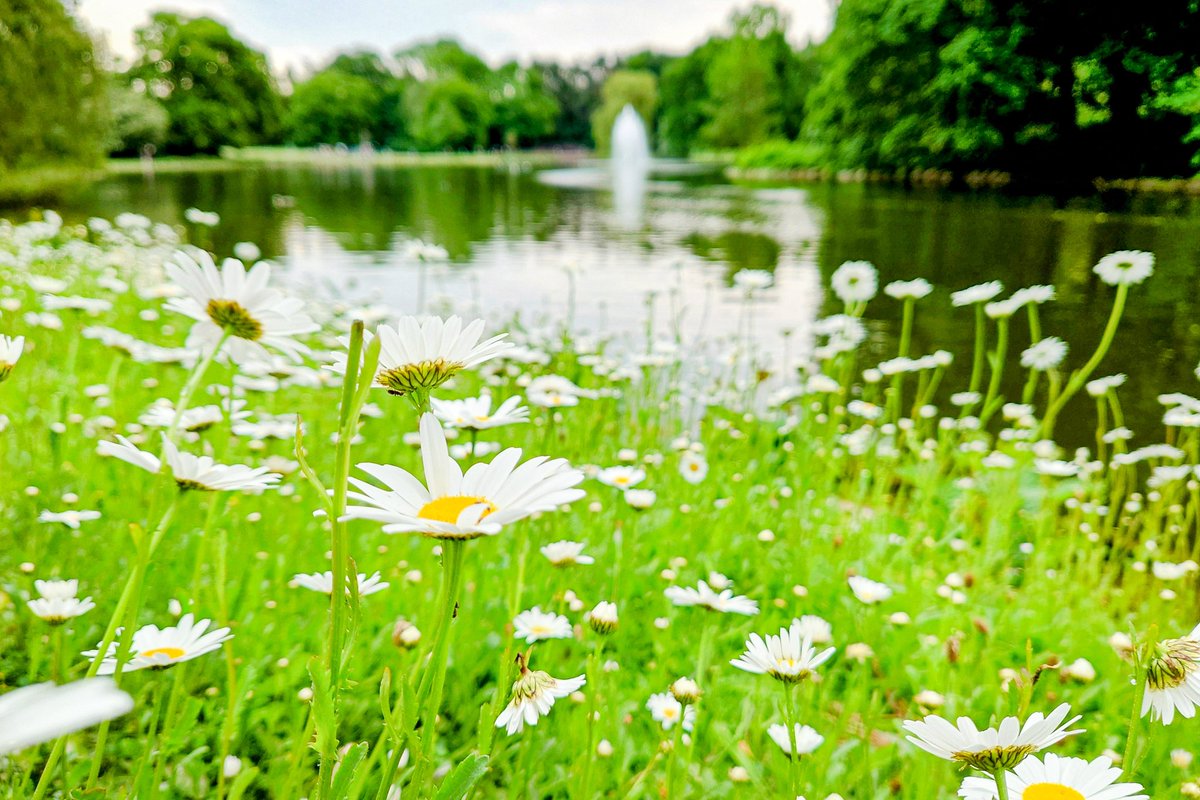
{"left": 48, "top": 163, "right": 1200, "bottom": 442}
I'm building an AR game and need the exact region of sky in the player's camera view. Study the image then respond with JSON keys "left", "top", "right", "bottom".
{"left": 76, "top": 0, "right": 835, "bottom": 75}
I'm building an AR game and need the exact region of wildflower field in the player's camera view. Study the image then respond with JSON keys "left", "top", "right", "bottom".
{"left": 1, "top": 210, "right": 1198, "bottom": 800}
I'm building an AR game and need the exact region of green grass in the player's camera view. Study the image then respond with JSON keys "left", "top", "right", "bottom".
{"left": 0, "top": 213, "right": 1196, "bottom": 799}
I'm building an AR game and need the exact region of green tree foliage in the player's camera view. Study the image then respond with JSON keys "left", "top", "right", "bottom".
{"left": 286, "top": 70, "right": 381, "bottom": 147}
{"left": 124, "top": 13, "right": 283, "bottom": 154}
{"left": 404, "top": 78, "right": 494, "bottom": 151}
{"left": 488, "top": 64, "right": 560, "bottom": 148}
{"left": 105, "top": 84, "right": 170, "bottom": 156}
{"left": 0, "top": 0, "right": 108, "bottom": 180}
{"left": 591, "top": 71, "right": 659, "bottom": 155}
{"left": 804, "top": 0, "right": 1200, "bottom": 178}
{"left": 658, "top": 4, "right": 817, "bottom": 155}
{"left": 535, "top": 61, "right": 608, "bottom": 146}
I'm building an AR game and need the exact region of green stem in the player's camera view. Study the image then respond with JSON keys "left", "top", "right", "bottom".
{"left": 782, "top": 685, "right": 799, "bottom": 799}
{"left": 980, "top": 317, "right": 1010, "bottom": 424}
{"left": 167, "top": 332, "right": 229, "bottom": 444}
{"left": 968, "top": 305, "right": 986, "bottom": 394}
{"left": 412, "top": 539, "right": 467, "bottom": 794}
{"left": 1042, "top": 284, "right": 1128, "bottom": 438}
{"left": 994, "top": 768, "right": 1009, "bottom": 800}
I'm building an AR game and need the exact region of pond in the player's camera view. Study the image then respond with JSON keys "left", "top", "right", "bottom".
{"left": 37, "top": 160, "right": 1200, "bottom": 445}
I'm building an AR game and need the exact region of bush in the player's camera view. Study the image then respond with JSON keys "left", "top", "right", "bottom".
{"left": 732, "top": 138, "right": 828, "bottom": 171}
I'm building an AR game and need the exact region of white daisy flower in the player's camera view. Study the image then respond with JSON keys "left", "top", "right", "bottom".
{"left": 679, "top": 451, "right": 708, "bottom": 484}
{"left": 97, "top": 434, "right": 281, "bottom": 492}
{"left": 1020, "top": 337, "right": 1068, "bottom": 371}
{"left": 539, "top": 540, "right": 594, "bottom": 566}
{"left": 624, "top": 489, "right": 656, "bottom": 510}
{"left": 0, "top": 334, "right": 24, "bottom": 382}
{"left": 27, "top": 579, "right": 95, "bottom": 624}
{"left": 1141, "top": 621, "right": 1200, "bottom": 725}
{"left": 38, "top": 509, "right": 102, "bottom": 529}
{"left": 903, "top": 703, "right": 1083, "bottom": 771}
{"left": 951, "top": 281, "right": 1003, "bottom": 307}
{"left": 494, "top": 654, "right": 585, "bottom": 735}
{"left": 1010, "top": 285, "right": 1056, "bottom": 306}
{"left": 647, "top": 692, "right": 695, "bottom": 731}
{"left": 337, "top": 315, "right": 510, "bottom": 398}
{"left": 884, "top": 278, "right": 933, "bottom": 300}
{"left": 165, "top": 250, "right": 317, "bottom": 363}
{"left": 597, "top": 466, "right": 645, "bottom": 490}
{"left": 957, "top": 753, "right": 1146, "bottom": 800}
{"left": 733, "top": 269, "right": 773, "bottom": 291}
{"left": 512, "top": 607, "right": 573, "bottom": 643}
{"left": 431, "top": 394, "right": 529, "bottom": 430}
{"left": 291, "top": 571, "right": 390, "bottom": 597}
{"left": 139, "top": 399, "right": 237, "bottom": 433}
{"left": 664, "top": 580, "right": 758, "bottom": 615}
{"left": 730, "top": 621, "right": 836, "bottom": 683}
{"left": 1093, "top": 250, "right": 1154, "bottom": 287}
{"left": 984, "top": 298, "right": 1023, "bottom": 319}
{"left": 830, "top": 261, "right": 878, "bottom": 304}
{"left": 848, "top": 575, "right": 893, "bottom": 604}
{"left": 1085, "top": 374, "right": 1126, "bottom": 397}
{"left": 0, "top": 679, "right": 133, "bottom": 754}
{"left": 791, "top": 615, "right": 833, "bottom": 644}
{"left": 586, "top": 601, "right": 619, "bottom": 635}
{"left": 767, "top": 723, "right": 824, "bottom": 756}
{"left": 85, "top": 613, "right": 233, "bottom": 674}
{"left": 343, "top": 414, "right": 584, "bottom": 539}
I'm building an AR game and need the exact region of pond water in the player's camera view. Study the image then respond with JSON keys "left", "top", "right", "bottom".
{"left": 37, "top": 161, "right": 1200, "bottom": 444}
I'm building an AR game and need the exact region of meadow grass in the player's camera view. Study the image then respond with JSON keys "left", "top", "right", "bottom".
{"left": 0, "top": 214, "right": 1196, "bottom": 799}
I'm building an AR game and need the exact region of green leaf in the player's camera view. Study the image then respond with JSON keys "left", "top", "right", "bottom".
{"left": 433, "top": 753, "right": 490, "bottom": 800}
{"left": 328, "top": 741, "right": 368, "bottom": 800}
{"left": 307, "top": 657, "right": 338, "bottom": 756}
{"left": 227, "top": 766, "right": 260, "bottom": 800}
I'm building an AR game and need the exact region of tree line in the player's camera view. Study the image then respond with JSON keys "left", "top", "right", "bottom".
{"left": 4, "top": 0, "right": 1200, "bottom": 198}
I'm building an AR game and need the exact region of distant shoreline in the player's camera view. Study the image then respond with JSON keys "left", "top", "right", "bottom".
{"left": 106, "top": 147, "right": 588, "bottom": 174}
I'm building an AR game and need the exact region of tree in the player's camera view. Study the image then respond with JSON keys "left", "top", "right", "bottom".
{"left": 286, "top": 70, "right": 380, "bottom": 146}
{"left": 0, "top": 0, "right": 108, "bottom": 179}
{"left": 536, "top": 60, "right": 609, "bottom": 146}
{"left": 702, "top": 34, "right": 782, "bottom": 147}
{"left": 404, "top": 78, "right": 494, "bottom": 151}
{"left": 489, "top": 63, "right": 560, "bottom": 148}
{"left": 105, "top": 84, "right": 169, "bottom": 156}
{"left": 591, "top": 70, "right": 659, "bottom": 155}
{"left": 124, "top": 13, "right": 283, "bottom": 154}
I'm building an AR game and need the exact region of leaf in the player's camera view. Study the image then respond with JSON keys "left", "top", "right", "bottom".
{"left": 433, "top": 753, "right": 490, "bottom": 800}
{"left": 328, "top": 741, "right": 368, "bottom": 800}
{"left": 307, "top": 657, "right": 338, "bottom": 756}
{"left": 226, "top": 766, "right": 260, "bottom": 800}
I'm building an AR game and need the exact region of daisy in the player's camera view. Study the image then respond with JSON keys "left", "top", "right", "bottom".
{"left": 291, "top": 571, "right": 390, "bottom": 597}
{"left": 647, "top": 692, "right": 695, "bottom": 731}
{"left": 1141, "top": 621, "right": 1200, "bottom": 724}
{"left": 1086, "top": 374, "right": 1126, "bottom": 397}
{"left": 97, "top": 434, "right": 281, "bottom": 492}
{"left": 494, "top": 654, "right": 585, "bottom": 735}
{"left": 165, "top": 250, "right": 317, "bottom": 363}
{"left": 431, "top": 394, "right": 529, "bottom": 430}
{"left": 586, "top": 601, "right": 619, "bottom": 634}
{"left": 625, "top": 489, "right": 656, "bottom": 510}
{"left": 957, "top": 753, "right": 1146, "bottom": 800}
{"left": 791, "top": 615, "right": 833, "bottom": 644}
{"left": 730, "top": 622, "right": 836, "bottom": 683}
{"left": 341, "top": 315, "right": 510, "bottom": 398}
{"left": 733, "top": 269, "right": 773, "bottom": 291}
{"left": 679, "top": 451, "right": 708, "bottom": 484}
{"left": 85, "top": 613, "right": 233, "bottom": 674}
{"left": 139, "top": 399, "right": 235, "bottom": 433}
{"left": 951, "top": 281, "right": 1003, "bottom": 307}
{"left": 767, "top": 723, "right": 824, "bottom": 756}
{"left": 1093, "top": 250, "right": 1154, "bottom": 287}
{"left": 38, "top": 509, "right": 102, "bottom": 529}
{"left": 1010, "top": 285, "right": 1056, "bottom": 306}
{"left": 597, "top": 466, "right": 645, "bottom": 489}
{"left": 1020, "top": 338, "right": 1068, "bottom": 371}
{"left": 540, "top": 540, "right": 594, "bottom": 566}
{"left": 665, "top": 580, "right": 758, "bottom": 615}
{"left": 0, "top": 679, "right": 133, "bottom": 755}
{"left": 848, "top": 575, "right": 893, "bottom": 604}
{"left": 344, "top": 414, "right": 585, "bottom": 539}
{"left": 830, "top": 261, "right": 878, "bottom": 304}
{"left": 884, "top": 278, "right": 933, "bottom": 300}
{"left": 0, "top": 334, "right": 24, "bottom": 382}
{"left": 513, "top": 607, "right": 573, "bottom": 643}
{"left": 903, "top": 703, "right": 1083, "bottom": 771}
{"left": 27, "top": 579, "right": 96, "bottom": 624}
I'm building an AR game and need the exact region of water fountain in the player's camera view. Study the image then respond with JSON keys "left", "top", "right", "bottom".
{"left": 610, "top": 105, "right": 651, "bottom": 228}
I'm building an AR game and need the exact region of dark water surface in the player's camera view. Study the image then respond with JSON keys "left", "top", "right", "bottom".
{"left": 37, "top": 162, "right": 1200, "bottom": 444}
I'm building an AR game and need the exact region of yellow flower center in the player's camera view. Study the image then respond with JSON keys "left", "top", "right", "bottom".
{"left": 1023, "top": 784, "right": 1084, "bottom": 800}
{"left": 614, "top": 476, "right": 630, "bottom": 485}
{"left": 142, "top": 647, "right": 186, "bottom": 660}
{"left": 205, "top": 299, "right": 263, "bottom": 341}
{"left": 689, "top": 463, "right": 700, "bottom": 471}
{"left": 663, "top": 707, "right": 678, "bottom": 719}
{"left": 417, "top": 495, "right": 495, "bottom": 524}
{"left": 377, "top": 359, "right": 464, "bottom": 397}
